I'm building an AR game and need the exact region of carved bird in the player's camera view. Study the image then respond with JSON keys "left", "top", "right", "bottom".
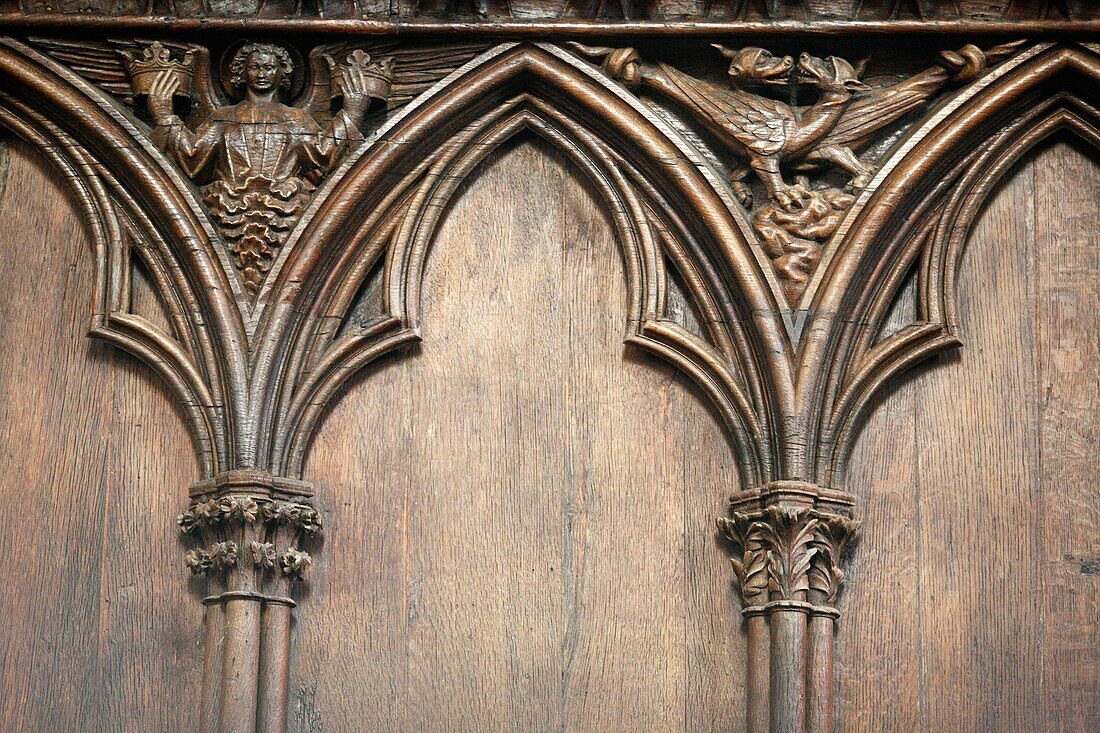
{"left": 572, "top": 41, "right": 1022, "bottom": 209}
{"left": 655, "top": 48, "right": 871, "bottom": 209}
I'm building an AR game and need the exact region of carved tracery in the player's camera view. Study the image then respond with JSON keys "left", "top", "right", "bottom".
{"left": 0, "top": 8, "right": 1096, "bottom": 732}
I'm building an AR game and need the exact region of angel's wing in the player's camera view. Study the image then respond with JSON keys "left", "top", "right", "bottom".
{"left": 184, "top": 45, "right": 223, "bottom": 127}
{"left": 297, "top": 41, "right": 490, "bottom": 117}
{"left": 30, "top": 37, "right": 137, "bottom": 99}
{"left": 28, "top": 37, "right": 223, "bottom": 128}
{"left": 658, "top": 62, "right": 794, "bottom": 157}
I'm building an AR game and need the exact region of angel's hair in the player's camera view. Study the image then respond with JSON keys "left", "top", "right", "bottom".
{"left": 229, "top": 44, "right": 294, "bottom": 89}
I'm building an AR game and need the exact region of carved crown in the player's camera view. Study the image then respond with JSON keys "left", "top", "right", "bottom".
{"left": 121, "top": 41, "right": 196, "bottom": 98}
{"left": 324, "top": 49, "right": 396, "bottom": 104}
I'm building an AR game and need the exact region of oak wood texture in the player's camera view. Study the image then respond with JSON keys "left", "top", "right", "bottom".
{"left": 296, "top": 138, "right": 746, "bottom": 732}
{"left": 840, "top": 137, "right": 1099, "bottom": 732}
{"left": 0, "top": 138, "right": 203, "bottom": 731}
{"left": 0, "top": 18, "right": 1096, "bottom": 732}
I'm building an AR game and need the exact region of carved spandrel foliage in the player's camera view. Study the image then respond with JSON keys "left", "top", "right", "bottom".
{"left": 720, "top": 505, "right": 859, "bottom": 607}
{"left": 571, "top": 39, "right": 1027, "bottom": 304}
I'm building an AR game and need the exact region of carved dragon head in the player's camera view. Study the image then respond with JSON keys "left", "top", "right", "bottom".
{"left": 796, "top": 53, "right": 871, "bottom": 95}
{"left": 711, "top": 45, "right": 794, "bottom": 86}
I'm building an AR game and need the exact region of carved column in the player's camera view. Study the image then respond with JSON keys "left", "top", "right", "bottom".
{"left": 178, "top": 471, "right": 321, "bottom": 733}
{"left": 719, "top": 482, "right": 859, "bottom": 733}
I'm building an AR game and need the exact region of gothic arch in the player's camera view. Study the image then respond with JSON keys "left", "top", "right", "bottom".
{"left": 249, "top": 42, "right": 796, "bottom": 483}
{"left": 794, "top": 41, "right": 1100, "bottom": 485}
{"left": 0, "top": 37, "right": 251, "bottom": 474}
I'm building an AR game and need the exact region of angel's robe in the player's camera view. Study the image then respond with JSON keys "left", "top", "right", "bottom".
{"left": 152, "top": 98, "right": 364, "bottom": 292}
{"left": 152, "top": 98, "right": 362, "bottom": 187}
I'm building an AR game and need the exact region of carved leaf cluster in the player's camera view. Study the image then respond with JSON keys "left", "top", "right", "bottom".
{"left": 717, "top": 512, "right": 769, "bottom": 604}
{"left": 177, "top": 496, "right": 259, "bottom": 533}
{"left": 184, "top": 541, "right": 240, "bottom": 575}
{"left": 809, "top": 513, "right": 861, "bottom": 603}
{"left": 179, "top": 497, "right": 321, "bottom": 577}
{"left": 279, "top": 548, "right": 313, "bottom": 579}
{"left": 249, "top": 540, "right": 277, "bottom": 570}
{"left": 178, "top": 497, "right": 320, "bottom": 534}
{"left": 262, "top": 501, "right": 323, "bottom": 535}
{"left": 719, "top": 505, "right": 861, "bottom": 604}
{"left": 759, "top": 506, "right": 819, "bottom": 601}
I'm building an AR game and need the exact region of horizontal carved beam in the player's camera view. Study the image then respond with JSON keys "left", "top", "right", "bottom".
{"left": 2, "top": 15, "right": 1100, "bottom": 36}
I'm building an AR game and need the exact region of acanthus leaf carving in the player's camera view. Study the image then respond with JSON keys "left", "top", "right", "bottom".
{"left": 809, "top": 511, "right": 861, "bottom": 605}
{"left": 717, "top": 511, "right": 770, "bottom": 605}
{"left": 761, "top": 505, "right": 819, "bottom": 600}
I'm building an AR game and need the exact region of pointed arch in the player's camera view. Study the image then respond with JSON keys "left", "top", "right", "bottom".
{"left": 0, "top": 38, "right": 252, "bottom": 474}
{"left": 797, "top": 41, "right": 1100, "bottom": 485}
{"left": 249, "top": 42, "right": 792, "bottom": 483}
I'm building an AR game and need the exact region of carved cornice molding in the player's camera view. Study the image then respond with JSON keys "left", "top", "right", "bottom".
{"left": 1, "top": 0, "right": 1097, "bottom": 22}
{"left": 0, "top": 20, "right": 1096, "bottom": 733}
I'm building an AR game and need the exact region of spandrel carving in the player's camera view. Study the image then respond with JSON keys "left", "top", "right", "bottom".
{"left": 29, "top": 37, "right": 488, "bottom": 301}
{"left": 126, "top": 41, "right": 393, "bottom": 293}
{"left": 572, "top": 40, "right": 1025, "bottom": 303}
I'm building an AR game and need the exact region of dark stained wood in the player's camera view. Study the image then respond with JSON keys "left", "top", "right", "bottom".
{"left": 4, "top": 0, "right": 1100, "bottom": 21}
{"left": 1, "top": 14, "right": 1099, "bottom": 37}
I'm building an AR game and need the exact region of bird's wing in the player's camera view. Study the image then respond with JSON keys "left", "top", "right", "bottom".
{"left": 658, "top": 62, "right": 793, "bottom": 156}
{"left": 820, "top": 68, "right": 949, "bottom": 149}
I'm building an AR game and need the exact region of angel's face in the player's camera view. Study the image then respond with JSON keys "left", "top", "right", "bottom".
{"left": 245, "top": 51, "right": 282, "bottom": 93}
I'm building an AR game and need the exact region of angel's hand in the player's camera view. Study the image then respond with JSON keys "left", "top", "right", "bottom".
{"left": 339, "top": 66, "right": 371, "bottom": 122}
{"left": 148, "top": 71, "right": 181, "bottom": 126}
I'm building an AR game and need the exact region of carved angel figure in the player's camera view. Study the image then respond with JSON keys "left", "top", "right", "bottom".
{"left": 141, "top": 43, "right": 390, "bottom": 293}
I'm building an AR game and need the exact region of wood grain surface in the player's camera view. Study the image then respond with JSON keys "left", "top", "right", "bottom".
{"left": 840, "top": 136, "right": 1099, "bottom": 732}
{"left": 296, "top": 137, "right": 746, "bottom": 733}
{"left": 0, "top": 138, "right": 203, "bottom": 731}
{"left": 0, "top": 109, "right": 1096, "bottom": 732}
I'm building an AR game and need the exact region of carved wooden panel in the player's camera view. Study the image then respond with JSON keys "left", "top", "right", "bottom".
{"left": 0, "top": 4, "right": 1095, "bottom": 732}
{"left": 839, "top": 137, "right": 1099, "bottom": 732}
{"left": 296, "top": 138, "right": 747, "bottom": 731}
{"left": 0, "top": 138, "right": 203, "bottom": 731}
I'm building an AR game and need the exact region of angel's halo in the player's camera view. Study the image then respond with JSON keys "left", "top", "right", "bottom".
{"left": 217, "top": 41, "right": 307, "bottom": 102}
